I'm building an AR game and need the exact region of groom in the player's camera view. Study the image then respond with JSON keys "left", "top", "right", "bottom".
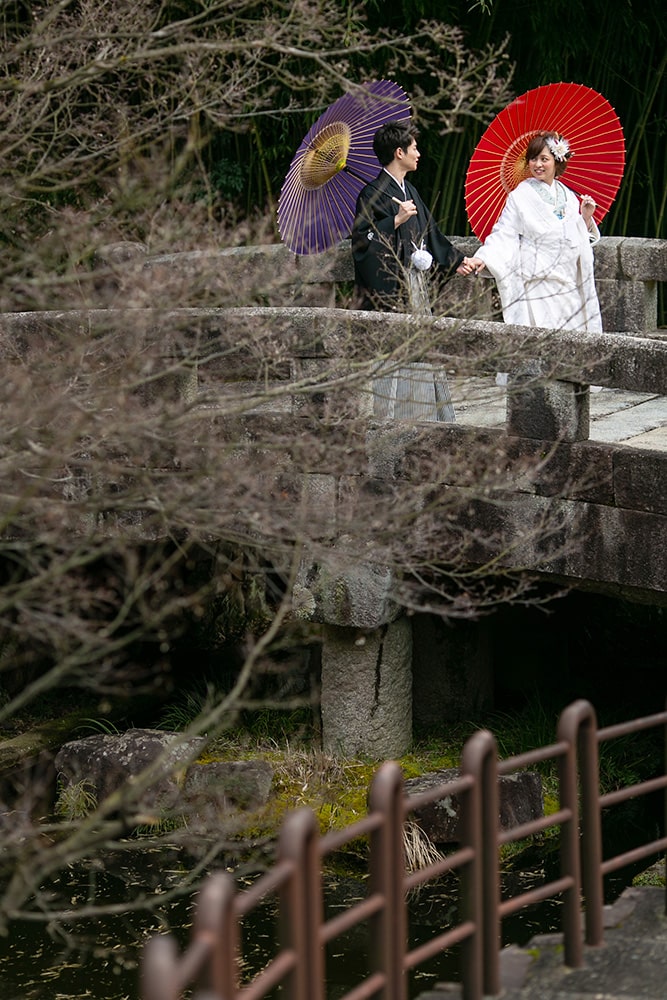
{"left": 351, "top": 120, "right": 471, "bottom": 311}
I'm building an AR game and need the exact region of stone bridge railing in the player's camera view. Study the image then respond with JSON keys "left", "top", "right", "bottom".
{"left": 2, "top": 237, "right": 666, "bottom": 756}
{"left": 141, "top": 234, "right": 666, "bottom": 333}
{"left": 134, "top": 235, "right": 667, "bottom": 443}
{"left": 135, "top": 300, "right": 664, "bottom": 609}
{"left": 142, "top": 236, "right": 667, "bottom": 753}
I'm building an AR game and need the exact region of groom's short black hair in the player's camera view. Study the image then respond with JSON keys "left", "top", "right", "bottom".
{"left": 373, "top": 121, "right": 419, "bottom": 166}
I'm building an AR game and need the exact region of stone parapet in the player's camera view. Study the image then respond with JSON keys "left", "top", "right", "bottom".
{"left": 140, "top": 235, "right": 667, "bottom": 284}
{"left": 132, "top": 237, "right": 667, "bottom": 330}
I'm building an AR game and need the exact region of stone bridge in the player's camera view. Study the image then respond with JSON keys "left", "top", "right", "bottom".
{"left": 2, "top": 236, "right": 665, "bottom": 757}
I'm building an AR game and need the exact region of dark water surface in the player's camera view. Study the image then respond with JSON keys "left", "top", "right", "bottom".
{"left": 0, "top": 828, "right": 652, "bottom": 1000}
{"left": 0, "top": 843, "right": 553, "bottom": 998}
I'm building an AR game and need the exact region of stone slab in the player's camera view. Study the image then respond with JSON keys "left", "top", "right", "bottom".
{"left": 589, "top": 393, "right": 667, "bottom": 443}
{"left": 450, "top": 376, "right": 506, "bottom": 428}
{"left": 450, "top": 378, "right": 667, "bottom": 451}
{"left": 621, "top": 425, "right": 667, "bottom": 450}
{"left": 417, "top": 886, "right": 667, "bottom": 1000}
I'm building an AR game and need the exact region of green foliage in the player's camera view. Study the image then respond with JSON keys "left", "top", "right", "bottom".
{"left": 75, "top": 717, "right": 121, "bottom": 736}
{"left": 597, "top": 730, "right": 663, "bottom": 792}
{"left": 55, "top": 779, "right": 98, "bottom": 821}
{"left": 481, "top": 700, "right": 558, "bottom": 767}
{"left": 157, "top": 684, "right": 214, "bottom": 731}
{"left": 475, "top": 697, "right": 664, "bottom": 801}
{"left": 400, "top": 738, "right": 466, "bottom": 777}
{"left": 209, "top": 158, "right": 247, "bottom": 200}
{"left": 356, "top": 1, "right": 665, "bottom": 240}
{"left": 632, "top": 860, "right": 666, "bottom": 887}
{"left": 239, "top": 707, "right": 316, "bottom": 744}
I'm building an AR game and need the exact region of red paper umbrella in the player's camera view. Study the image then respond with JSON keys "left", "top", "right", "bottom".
{"left": 465, "top": 82, "right": 625, "bottom": 241}
{"left": 278, "top": 80, "right": 411, "bottom": 255}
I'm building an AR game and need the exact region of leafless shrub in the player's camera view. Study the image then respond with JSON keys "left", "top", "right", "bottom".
{"left": 0, "top": 2, "right": 587, "bottom": 951}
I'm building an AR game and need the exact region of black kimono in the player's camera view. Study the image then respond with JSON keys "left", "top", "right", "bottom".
{"left": 351, "top": 170, "right": 464, "bottom": 310}
{"left": 350, "top": 170, "right": 463, "bottom": 422}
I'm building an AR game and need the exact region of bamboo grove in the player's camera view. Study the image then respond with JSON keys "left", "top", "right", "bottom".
{"left": 205, "top": 0, "right": 666, "bottom": 242}
{"left": 2, "top": 1, "right": 664, "bottom": 250}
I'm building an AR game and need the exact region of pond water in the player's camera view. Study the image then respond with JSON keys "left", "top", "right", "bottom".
{"left": 0, "top": 817, "right": 652, "bottom": 1000}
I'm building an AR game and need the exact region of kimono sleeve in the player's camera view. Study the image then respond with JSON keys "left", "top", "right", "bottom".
{"left": 473, "top": 191, "right": 531, "bottom": 324}
{"left": 351, "top": 185, "right": 396, "bottom": 255}
{"left": 474, "top": 191, "right": 523, "bottom": 282}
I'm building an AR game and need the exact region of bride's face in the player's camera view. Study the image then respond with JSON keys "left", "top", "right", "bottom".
{"left": 528, "top": 147, "right": 557, "bottom": 184}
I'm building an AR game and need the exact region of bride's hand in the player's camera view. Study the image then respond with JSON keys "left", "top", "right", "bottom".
{"left": 462, "top": 256, "right": 485, "bottom": 276}
{"left": 580, "top": 194, "right": 596, "bottom": 224}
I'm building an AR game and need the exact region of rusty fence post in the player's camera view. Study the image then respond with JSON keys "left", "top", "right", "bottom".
{"left": 141, "top": 933, "right": 180, "bottom": 1000}
{"left": 368, "top": 760, "right": 407, "bottom": 1000}
{"left": 556, "top": 702, "right": 591, "bottom": 965}
{"left": 278, "top": 807, "right": 325, "bottom": 1000}
{"left": 195, "top": 871, "right": 239, "bottom": 999}
{"left": 459, "top": 730, "right": 495, "bottom": 1000}
{"left": 560, "top": 699, "right": 603, "bottom": 947}
{"left": 471, "top": 730, "right": 501, "bottom": 998}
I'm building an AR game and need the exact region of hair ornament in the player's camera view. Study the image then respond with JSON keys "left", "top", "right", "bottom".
{"left": 545, "top": 135, "right": 572, "bottom": 162}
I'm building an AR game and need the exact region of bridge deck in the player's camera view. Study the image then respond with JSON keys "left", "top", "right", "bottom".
{"left": 418, "top": 884, "right": 667, "bottom": 1000}
{"left": 452, "top": 378, "right": 667, "bottom": 451}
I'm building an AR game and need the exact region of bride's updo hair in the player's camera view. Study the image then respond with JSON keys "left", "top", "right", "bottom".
{"left": 525, "top": 131, "right": 572, "bottom": 177}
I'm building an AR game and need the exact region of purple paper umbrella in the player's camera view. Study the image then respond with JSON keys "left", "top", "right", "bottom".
{"left": 277, "top": 80, "right": 411, "bottom": 255}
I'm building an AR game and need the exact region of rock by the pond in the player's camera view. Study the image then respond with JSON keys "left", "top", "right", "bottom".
{"left": 404, "top": 767, "right": 543, "bottom": 844}
{"left": 55, "top": 728, "right": 207, "bottom": 816}
{"left": 54, "top": 730, "right": 276, "bottom": 823}
{"left": 184, "top": 760, "right": 274, "bottom": 812}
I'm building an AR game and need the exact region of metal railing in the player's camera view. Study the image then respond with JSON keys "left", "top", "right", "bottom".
{"left": 141, "top": 699, "right": 667, "bottom": 1000}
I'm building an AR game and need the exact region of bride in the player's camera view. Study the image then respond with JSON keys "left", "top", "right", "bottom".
{"left": 465, "top": 131, "right": 602, "bottom": 335}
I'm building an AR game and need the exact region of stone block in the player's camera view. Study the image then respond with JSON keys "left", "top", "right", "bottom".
{"left": 258, "top": 471, "right": 337, "bottom": 541}
{"left": 592, "top": 237, "right": 623, "bottom": 280}
{"left": 618, "top": 237, "right": 667, "bottom": 281}
{"left": 292, "top": 357, "right": 374, "bottom": 418}
{"left": 504, "top": 437, "right": 615, "bottom": 504}
{"left": 365, "top": 423, "right": 422, "bottom": 480}
{"left": 434, "top": 272, "right": 498, "bottom": 321}
{"left": 299, "top": 242, "right": 354, "bottom": 284}
{"left": 507, "top": 371, "right": 590, "bottom": 442}
{"left": 184, "top": 759, "right": 273, "bottom": 812}
{"left": 88, "top": 240, "right": 149, "bottom": 306}
{"left": 54, "top": 729, "right": 207, "bottom": 816}
{"left": 472, "top": 492, "right": 667, "bottom": 598}
{"left": 598, "top": 278, "right": 657, "bottom": 332}
{"left": 412, "top": 615, "right": 493, "bottom": 728}
{"left": 404, "top": 767, "right": 543, "bottom": 844}
{"left": 296, "top": 541, "right": 400, "bottom": 628}
{"left": 613, "top": 448, "right": 667, "bottom": 515}
{"left": 568, "top": 505, "right": 667, "bottom": 595}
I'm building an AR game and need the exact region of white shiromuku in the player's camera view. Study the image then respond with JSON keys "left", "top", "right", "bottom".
{"left": 475, "top": 177, "right": 602, "bottom": 333}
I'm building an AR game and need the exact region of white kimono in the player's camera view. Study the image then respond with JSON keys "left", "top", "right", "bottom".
{"left": 475, "top": 178, "right": 602, "bottom": 333}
